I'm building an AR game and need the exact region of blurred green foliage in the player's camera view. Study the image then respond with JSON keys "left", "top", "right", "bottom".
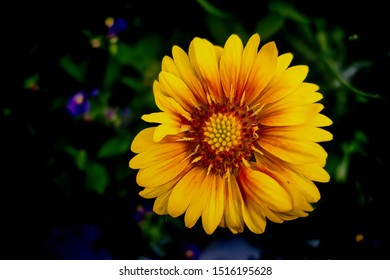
{"left": 6, "top": 0, "right": 389, "bottom": 259}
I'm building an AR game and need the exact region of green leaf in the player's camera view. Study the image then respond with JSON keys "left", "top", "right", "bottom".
{"left": 3, "top": 108, "right": 11, "bottom": 117}
{"left": 334, "top": 130, "right": 368, "bottom": 183}
{"left": 254, "top": 14, "right": 284, "bottom": 41}
{"left": 269, "top": 1, "right": 310, "bottom": 24}
{"left": 75, "top": 149, "right": 88, "bottom": 170}
{"left": 85, "top": 161, "right": 109, "bottom": 194}
{"left": 323, "top": 58, "right": 383, "bottom": 100}
{"left": 24, "top": 74, "right": 39, "bottom": 89}
{"left": 113, "top": 34, "right": 161, "bottom": 73}
{"left": 97, "top": 134, "right": 130, "bottom": 158}
{"left": 205, "top": 15, "right": 248, "bottom": 46}
{"left": 64, "top": 146, "right": 88, "bottom": 170}
{"left": 197, "top": 0, "right": 233, "bottom": 19}
{"left": 59, "top": 55, "right": 87, "bottom": 83}
{"left": 334, "top": 149, "right": 349, "bottom": 183}
{"left": 285, "top": 35, "right": 317, "bottom": 61}
{"left": 103, "top": 57, "right": 121, "bottom": 89}
{"left": 121, "top": 76, "right": 145, "bottom": 92}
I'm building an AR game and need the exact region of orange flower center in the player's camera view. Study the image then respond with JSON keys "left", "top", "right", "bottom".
{"left": 187, "top": 104, "right": 260, "bottom": 176}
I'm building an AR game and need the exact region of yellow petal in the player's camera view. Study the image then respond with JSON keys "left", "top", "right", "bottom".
{"left": 260, "top": 205, "right": 285, "bottom": 223}
{"left": 288, "top": 174, "right": 320, "bottom": 204}
{"left": 142, "top": 111, "right": 191, "bottom": 142}
{"left": 220, "top": 34, "right": 243, "bottom": 100}
{"left": 293, "top": 163, "right": 331, "bottom": 183}
{"left": 139, "top": 174, "right": 181, "bottom": 199}
{"left": 135, "top": 150, "right": 190, "bottom": 188}
{"left": 221, "top": 174, "right": 245, "bottom": 234}
{"left": 262, "top": 125, "right": 333, "bottom": 143}
{"left": 272, "top": 82, "right": 322, "bottom": 108}
{"left": 276, "top": 210, "right": 309, "bottom": 220}
{"left": 161, "top": 55, "right": 181, "bottom": 77}
{"left": 167, "top": 167, "right": 205, "bottom": 218}
{"left": 153, "top": 81, "right": 192, "bottom": 120}
{"left": 130, "top": 140, "right": 189, "bottom": 169}
{"left": 236, "top": 33, "right": 261, "bottom": 100}
{"left": 253, "top": 156, "right": 320, "bottom": 211}
{"left": 191, "top": 37, "right": 224, "bottom": 101}
{"left": 258, "top": 65, "right": 308, "bottom": 105}
{"left": 277, "top": 166, "right": 321, "bottom": 203}
{"left": 309, "top": 113, "right": 333, "bottom": 127}
{"left": 202, "top": 175, "right": 225, "bottom": 234}
{"left": 238, "top": 166, "right": 293, "bottom": 212}
{"left": 188, "top": 40, "right": 205, "bottom": 88}
{"left": 184, "top": 169, "right": 212, "bottom": 229}
{"left": 159, "top": 71, "right": 198, "bottom": 112}
{"left": 260, "top": 103, "right": 324, "bottom": 126}
{"left": 153, "top": 124, "right": 188, "bottom": 142}
{"left": 142, "top": 111, "right": 179, "bottom": 124}
{"left": 276, "top": 52, "right": 293, "bottom": 73}
{"left": 242, "top": 199, "right": 267, "bottom": 234}
{"left": 259, "top": 136, "right": 328, "bottom": 164}
{"left": 256, "top": 156, "right": 321, "bottom": 204}
{"left": 244, "top": 41, "right": 278, "bottom": 105}
{"left": 130, "top": 127, "right": 155, "bottom": 153}
{"left": 172, "top": 46, "right": 207, "bottom": 104}
{"left": 153, "top": 189, "right": 172, "bottom": 215}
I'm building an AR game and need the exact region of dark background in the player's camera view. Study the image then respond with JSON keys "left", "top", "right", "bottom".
{"left": 3, "top": 0, "right": 389, "bottom": 260}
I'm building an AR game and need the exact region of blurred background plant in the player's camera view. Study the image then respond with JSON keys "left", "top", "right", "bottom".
{"left": 4, "top": 0, "right": 389, "bottom": 259}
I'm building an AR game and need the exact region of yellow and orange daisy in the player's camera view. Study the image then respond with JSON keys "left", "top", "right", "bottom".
{"left": 129, "top": 33, "right": 332, "bottom": 234}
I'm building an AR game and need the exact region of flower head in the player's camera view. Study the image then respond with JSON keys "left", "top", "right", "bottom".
{"left": 105, "top": 17, "right": 127, "bottom": 38}
{"left": 129, "top": 34, "right": 333, "bottom": 234}
{"left": 66, "top": 89, "right": 99, "bottom": 118}
{"left": 66, "top": 91, "right": 90, "bottom": 117}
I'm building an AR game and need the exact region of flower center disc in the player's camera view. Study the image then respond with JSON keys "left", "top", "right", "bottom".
{"left": 187, "top": 105, "right": 260, "bottom": 176}
{"left": 204, "top": 113, "right": 242, "bottom": 153}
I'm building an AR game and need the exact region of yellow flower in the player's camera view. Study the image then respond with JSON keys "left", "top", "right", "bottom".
{"left": 129, "top": 34, "right": 332, "bottom": 234}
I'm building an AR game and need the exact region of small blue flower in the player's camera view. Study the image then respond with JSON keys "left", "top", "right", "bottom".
{"left": 66, "top": 91, "right": 90, "bottom": 117}
{"left": 119, "top": 107, "right": 132, "bottom": 127}
{"left": 133, "top": 203, "right": 153, "bottom": 222}
{"left": 106, "top": 17, "right": 127, "bottom": 38}
{"left": 89, "top": 88, "right": 100, "bottom": 97}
